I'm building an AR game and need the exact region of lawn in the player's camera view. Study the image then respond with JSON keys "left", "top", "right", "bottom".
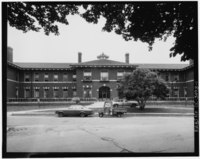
{"left": 6, "top": 103, "right": 92, "bottom": 112}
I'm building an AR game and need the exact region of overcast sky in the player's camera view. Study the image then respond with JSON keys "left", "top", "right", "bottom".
{"left": 8, "top": 14, "right": 189, "bottom": 64}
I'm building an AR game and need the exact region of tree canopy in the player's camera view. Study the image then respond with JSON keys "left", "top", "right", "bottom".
{"left": 6, "top": 2, "right": 197, "bottom": 61}
{"left": 7, "top": 2, "right": 79, "bottom": 35}
{"left": 118, "top": 68, "right": 169, "bottom": 109}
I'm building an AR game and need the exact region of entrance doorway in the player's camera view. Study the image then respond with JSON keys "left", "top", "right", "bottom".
{"left": 99, "top": 86, "right": 110, "bottom": 99}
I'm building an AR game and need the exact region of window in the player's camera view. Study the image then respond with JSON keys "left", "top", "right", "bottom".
{"left": 53, "top": 87, "right": 59, "bottom": 98}
{"left": 83, "top": 89, "right": 92, "bottom": 98}
{"left": 25, "top": 73, "right": 30, "bottom": 82}
{"left": 34, "top": 88, "right": 40, "bottom": 98}
{"left": 73, "top": 74, "right": 76, "bottom": 81}
{"left": 117, "top": 72, "right": 124, "bottom": 81}
{"left": 63, "top": 73, "right": 68, "bottom": 81}
{"left": 100, "top": 72, "right": 109, "bottom": 81}
{"left": 72, "top": 86, "right": 77, "bottom": 97}
{"left": 44, "top": 73, "right": 49, "bottom": 81}
{"left": 16, "top": 73, "right": 19, "bottom": 81}
{"left": 83, "top": 71, "right": 92, "bottom": 81}
{"left": 63, "top": 88, "right": 68, "bottom": 98}
{"left": 44, "top": 89, "right": 49, "bottom": 98}
{"left": 184, "top": 87, "right": 187, "bottom": 97}
{"left": 54, "top": 73, "right": 58, "bottom": 81}
{"left": 165, "top": 75, "right": 169, "bottom": 82}
{"left": 125, "top": 72, "right": 132, "bottom": 76}
{"left": 166, "top": 86, "right": 170, "bottom": 97}
{"left": 174, "top": 74, "right": 179, "bottom": 81}
{"left": 173, "top": 87, "right": 179, "bottom": 97}
{"left": 24, "top": 88, "right": 30, "bottom": 98}
{"left": 16, "top": 87, "right": 19, "bottom": 98}
{"left": 73, "top": 91, "right": 77, "bottom": 97}
{"left": 34, "top": 73, "right": 39, "bottom": 81}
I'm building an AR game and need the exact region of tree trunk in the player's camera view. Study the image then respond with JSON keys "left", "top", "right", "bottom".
{"left": 139, "top": 101, "right": 145, "bottom": 110}
{"left": 136, "top": 97, "right": 146, "bottom": 110}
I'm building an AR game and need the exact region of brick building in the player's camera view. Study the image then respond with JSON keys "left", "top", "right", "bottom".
{"left": 7, "top": 47, "right": 194, "bottom": 100}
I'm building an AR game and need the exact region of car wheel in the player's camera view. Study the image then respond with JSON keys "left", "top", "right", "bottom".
{"left": 58, "top": 112, "right": 64, "bottom": 117}
{"left": 99, "top": 113, "right": 104, "bottom": 118}
{"left": 80, "top": 113, "right": 85, "bottom": 117}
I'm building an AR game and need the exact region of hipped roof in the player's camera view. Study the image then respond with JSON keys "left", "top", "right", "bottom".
{"left": 9, "top": 60, "right": 190, "bottom": 71}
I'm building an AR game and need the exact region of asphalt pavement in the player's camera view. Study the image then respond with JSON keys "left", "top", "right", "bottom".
{"left": 7, "top": 115, "right": 194, "bottom": 153}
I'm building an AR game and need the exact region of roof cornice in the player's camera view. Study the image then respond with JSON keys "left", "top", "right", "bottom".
{"left": 7, "top": 61, "right": 22, "bottom": 70}
{"left": 180, "top": 64, "right": 194, "bottom": 71}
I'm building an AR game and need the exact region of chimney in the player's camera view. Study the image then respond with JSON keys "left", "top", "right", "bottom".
{"left": 189, "top": 59, "right": 194, "bottom": 65}
{"left": 7, "top": 46, "right": 13, "bottom": 63}
{"left": 125, "top": 53, "right": 129, "bottom": 64}
{"left": 78, "top": 52, "right": 82, "bottom": 63}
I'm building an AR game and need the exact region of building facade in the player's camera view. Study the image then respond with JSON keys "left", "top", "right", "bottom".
{"left": 7, "top": 47, "right": 194, "bottom": 100}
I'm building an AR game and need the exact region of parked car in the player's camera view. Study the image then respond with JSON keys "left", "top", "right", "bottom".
{"left": 72, "top": 97, "right": 80, "bottom": 104}
{"left": 55, "top": 105, "right": 94, "bottom": 117}
{"left": 112, "top": 99, "right": 138, "bottom": 108}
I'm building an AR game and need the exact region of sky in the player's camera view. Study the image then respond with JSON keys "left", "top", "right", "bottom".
{"left": 8, "top": 14, "right": 189, "bottom": 64}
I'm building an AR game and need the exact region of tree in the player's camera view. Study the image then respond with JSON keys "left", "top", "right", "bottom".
{"left": 118, "top": 68, "right": 169, "bottom": 110}
{"left": 7, "top": 2, "right": 80, "bottom": 35}
{"left": 6, "top": 2, "right": 197, "bottom": 60}
{"left": 81, "top": 2, "right": 197, "bottom": 61}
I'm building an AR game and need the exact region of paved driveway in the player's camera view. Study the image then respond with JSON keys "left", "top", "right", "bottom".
{"left": 7, "top": 115, "right": 194, "bottom": 153}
